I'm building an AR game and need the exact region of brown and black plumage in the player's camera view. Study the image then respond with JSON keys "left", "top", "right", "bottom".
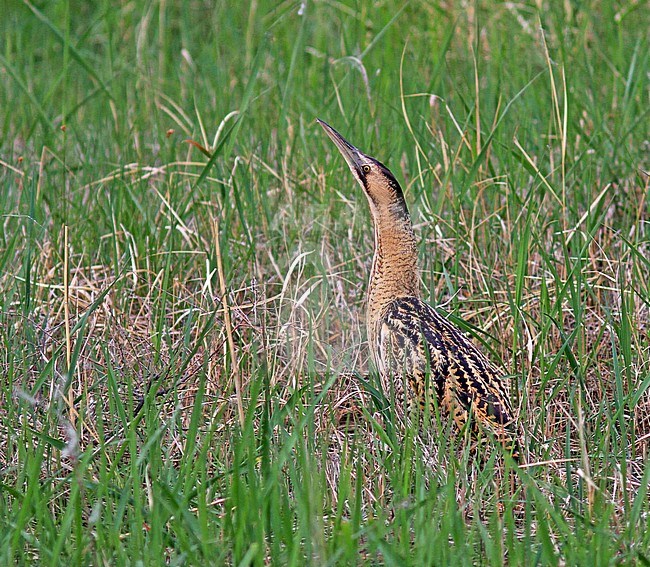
{"left": 318, "top": 119, "right": 520, "bottom": 460}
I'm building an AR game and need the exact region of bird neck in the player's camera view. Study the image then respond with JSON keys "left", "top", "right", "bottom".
{"left": 367, "top": 203, "right": 420, "bottom": 324}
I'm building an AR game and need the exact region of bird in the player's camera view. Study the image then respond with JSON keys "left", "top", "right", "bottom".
{"left": 318, "top": 118, "right": 520, "bottom": 461}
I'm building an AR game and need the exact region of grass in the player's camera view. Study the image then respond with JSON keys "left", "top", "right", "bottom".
{"left": 1, "top": 0, "right": 649, "bottom": 564}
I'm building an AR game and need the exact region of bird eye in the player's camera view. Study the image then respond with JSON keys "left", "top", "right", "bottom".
{"left": 362, "top": 164, "right": 371, "bottom": 174}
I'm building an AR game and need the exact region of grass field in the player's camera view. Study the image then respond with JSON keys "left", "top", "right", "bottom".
{"left": 1, "top": 0, "right": 649, "bottom": 564}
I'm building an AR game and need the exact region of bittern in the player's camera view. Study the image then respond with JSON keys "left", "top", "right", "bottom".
{"left": 318, "top": 119, "right": 520, "bottom": 460}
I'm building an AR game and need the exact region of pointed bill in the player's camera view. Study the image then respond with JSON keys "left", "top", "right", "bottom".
{"left": 317, "top": 119, "right": 367, "bottom": 182}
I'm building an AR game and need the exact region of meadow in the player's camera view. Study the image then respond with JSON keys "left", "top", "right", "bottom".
{"left": 1, "top": 0, "right": 649, "bottom": 564}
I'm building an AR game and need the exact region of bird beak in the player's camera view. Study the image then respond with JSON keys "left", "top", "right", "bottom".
{"left": 317, "top": 119, "right": 366, "bottom": 181}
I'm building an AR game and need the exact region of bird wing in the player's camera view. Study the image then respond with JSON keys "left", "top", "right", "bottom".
{"left": 377, "top": 299, "right": 450, "bottom": 416}
{"left": 377, "top": 297, "right": 519, "bottom": 451}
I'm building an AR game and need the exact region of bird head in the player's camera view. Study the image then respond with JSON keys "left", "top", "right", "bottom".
{"left": 317, "top": 119, "right": 408, "bottom": 219}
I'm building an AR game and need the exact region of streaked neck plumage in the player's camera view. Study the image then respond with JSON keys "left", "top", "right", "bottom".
{"left": 366, "top": 196, "right": 420, "bottom": 334}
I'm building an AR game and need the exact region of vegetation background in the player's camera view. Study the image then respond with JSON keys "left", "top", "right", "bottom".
{"left": 1, "top": 0, "right": 649, "bottom": 564}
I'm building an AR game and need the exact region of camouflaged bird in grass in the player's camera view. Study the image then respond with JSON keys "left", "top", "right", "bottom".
{"left": 318, "top": 119, "right": 521, "bottom": 461}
